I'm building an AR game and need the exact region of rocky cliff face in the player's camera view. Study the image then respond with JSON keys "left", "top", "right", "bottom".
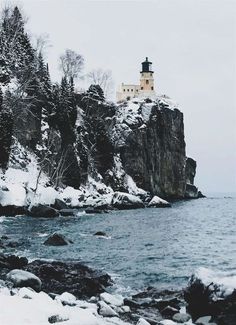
{"left": 106, "top": 96, "right": 193, "bottom": 199}
{"left": 58, "top": 93, "right": 200, "bottom": 201}
{"left": 1, "top": 90, "right": 201, "bottom": 208}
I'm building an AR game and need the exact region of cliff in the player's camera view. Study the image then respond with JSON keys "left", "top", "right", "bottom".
{"left": 0, "top": 89, "right": 201, "bottom": 210}
{"left": 109, "top": 97, "right": 187, "bottom": 199}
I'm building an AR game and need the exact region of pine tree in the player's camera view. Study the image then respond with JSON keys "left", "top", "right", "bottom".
{"left": 0, "top": 87, "right": 13, "bottom": 170}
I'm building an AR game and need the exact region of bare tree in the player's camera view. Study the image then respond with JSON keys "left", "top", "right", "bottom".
{"left": 34, "top": 33, "right": 51, "bottom": 56}
{"left": 59, "top": 49, "right": 84, "bottom": 81}
{"left": 87, "top": 69, "right": 114, "bottom": 98}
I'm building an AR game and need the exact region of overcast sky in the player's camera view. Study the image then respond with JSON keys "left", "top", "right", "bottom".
{"left": 9, "top": 0, "right": 236, "bottom": 194}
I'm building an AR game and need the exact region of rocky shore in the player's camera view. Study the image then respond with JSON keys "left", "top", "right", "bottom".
{"left": 0, "top": 253, "right": 235, "bottom": 325}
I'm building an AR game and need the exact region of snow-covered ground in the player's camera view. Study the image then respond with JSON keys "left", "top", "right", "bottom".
{"left": 0, "top": 140, "right": 156, "bottom": 210}
{"left": 0, "top": 286, "right": 132, "bottom": 325}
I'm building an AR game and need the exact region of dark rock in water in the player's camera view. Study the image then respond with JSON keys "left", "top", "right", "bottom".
{"left": 0, "top": 237, "right": 26, "bottom": 249}
{"left": 6, "top": 241, "right": 23, "bottom": 248}
{"left": 185, "top": 158, "right": 196, "bottom": 186}
{"left": 185, "top": 184, "right": 199, "bottom": 199}
{"left": 59, "top": 209, "right": 76, "bottom": 216}
{"left": 51, "top": 199, "right": 68, "bottom": 211}
{"left": 0, "top": 254, "right": 28, "bottom": 270}
{"left": 85, "top": 207, "right": 108, "bottom": 214}
{"left": 6, "top": 269, "right": 42, "bottom": 292}
{"left": 94, "top": 231, "right": 107, "bottom": 237}
{"left": 43, "top": 233, "right": 73, "bottom": 246}
{"left": 0, "top": 204, "right": 28, "bottom": 217}
{"left": 1, "top": 235, "right": 9, "bottom": 240}
{"left": 30, "top": 204, "right": 59, "bottom": 218}
{"left": 198, "top": 191, "right": 206, "bottom": 198}
{"left": 25, "top": 259, "right": 112, "bottom": 298}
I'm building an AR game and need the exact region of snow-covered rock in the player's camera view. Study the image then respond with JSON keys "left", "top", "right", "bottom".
{"left": 148, "top": 196, "right": 171, "bottom": 208}
{"left": 111, "top": 192, "right": 144, "bottom": 210}
{"left": 137, "top": 318, "right": 151, "bottom": 325}
{"left": 100, "top": 292, "right": 124, "bottom": 307}
{"left": 190, "top": 267, "right": 236, "bottom": 298}
{"left": 6, "top": 269, "right": 42, "bottom": 292}
{"left": 98, "top": 300, "right": 118, "bottom": 317}
{"left": 56, "top": 292, "right": 77, "bottom": 306}
{"left": 17, "top": 287, "right": 37, "bottom": 299}
{"left": 172, "top": 312, "right": 191, "bottom": 323}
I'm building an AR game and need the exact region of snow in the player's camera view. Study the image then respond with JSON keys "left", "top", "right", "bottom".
{"left": 0, "top": 287, "right": 132, "bottom": 325}
{"left": 137, "top": 318, "right": 151, "bottom": 325}
{"left": 110, "top": 96, "right": 179, "bottom": 148}
{"left": 194, "top": 267, "right": 236, "bottom": 297}
{"left": 100, "top": 292, "right": 124, "bottom": 307}
{"left": 148, "top": 196, "right": 170, "bottom": 207}
{"left": 112, "top": 192, "right": 143, "bottom": 206}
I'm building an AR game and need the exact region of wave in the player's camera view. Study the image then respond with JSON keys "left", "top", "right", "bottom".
{"left": 194, "top": 267, "right": 236, "bottom": 296}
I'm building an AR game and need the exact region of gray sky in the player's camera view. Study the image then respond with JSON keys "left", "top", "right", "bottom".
{"left": 10, "top": 0, "right": 236, "bottom": 193}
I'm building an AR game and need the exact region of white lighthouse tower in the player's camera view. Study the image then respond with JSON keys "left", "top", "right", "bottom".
{"left": 116, "top": 57, "right": 156, "bottom": 102}
{"left": 139, "top": 57, "right": 155, "bottom": 98}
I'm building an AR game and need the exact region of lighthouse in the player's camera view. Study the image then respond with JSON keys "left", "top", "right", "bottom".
{"left": 116, "top": 57, "right": 156, "bottom": 102}
{"left": 139, "top": 57, "right": 155, "bottom": 96}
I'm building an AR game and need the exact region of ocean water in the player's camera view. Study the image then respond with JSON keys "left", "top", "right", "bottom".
{"left": 0, "top": 196, "right": 235, "bottom": 294}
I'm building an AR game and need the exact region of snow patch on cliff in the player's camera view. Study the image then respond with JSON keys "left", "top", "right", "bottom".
{"left": 110, "top": 96, "right": 178, "bottom": 148}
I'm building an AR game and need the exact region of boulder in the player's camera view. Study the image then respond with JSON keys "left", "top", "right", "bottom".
{"left": 56, "top": 292, "right": 77, "bottom": 306}
{"left": 30, "top": 204, "right": 59, "bottom": 218}
{"left": 94, "top": 231, "right": 108, "bottom": 237}
{"left": 25, "top": 259, "right": 112, "bottom": 298}
{"left": 148, "top": 196, "right": 171, "bottom": 208}
{"left": 161, "top": 306, "right": 179, "bottom": 317}
{"left": 198, "top": 191, "right": 206, "bottom": 198}
{"left": 97, "top": 301, "right": 118, "bottom": 317}
{"left": 51, "top": 199, "right": 68, "bottom": 210}
{"left": 185, "top": 184, "right": 198, "bottom": 199}
{"left": 6, "top": 269, "right": 42, "bottom": 291}
{"left": 48, "top": 315, "right": 69, "bottom": 324}
{"left": 43, "top": 233, "right": 73, "bottom": 246}
{"left": 111, "top": 192, "right": 145, "bottom": 210}
{"left": 172, "top": 312, "right": 191, "bottom": 323}
{"left": 184, "top": 269, "right": 236, "bottom": 321}
{"left": 85, "top": 208, "right": 108, "bottom": 214}
{"left": 195, "top": 316, "right": 213, "bottom": 325}
{"left": 0, "top": 254, "right": 28, "bottom": 269}
{"left": 137, "top": 318, "right": 151, "bottom": 325}
{"left": 0, "top": 204, "right": 28, "bottom": 217}
{"left": 100, "top": 292, "right": 124, "bottom": 307}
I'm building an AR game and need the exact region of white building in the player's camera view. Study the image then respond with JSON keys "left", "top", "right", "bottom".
{"left": 116, "top": 57, "right": 156, "bottom": 102}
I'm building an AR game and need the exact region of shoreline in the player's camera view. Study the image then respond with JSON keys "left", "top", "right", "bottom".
{"left": 0, "top": 253, "right": 235, "bottom": 325}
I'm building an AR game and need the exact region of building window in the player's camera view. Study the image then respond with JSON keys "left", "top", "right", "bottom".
{"left": 131, "top": 89, "right": 133, "bottom": 92}
{"left": 123, "top": 89, "right": 126, "bottom": 92}
{"left": 136, "top": 89, "right": 138, "bottom": 92}
{"left": 146, "top": 80, "right": 149, "bottom": 84}
{"left": 151, "top": 86, "right": 154, "bottom": 90}
{"left": 141, "top": 87, "right": 143, "bottom": 90}
{"left": 127, "top": 89, "right": 129, "bottom": 92}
